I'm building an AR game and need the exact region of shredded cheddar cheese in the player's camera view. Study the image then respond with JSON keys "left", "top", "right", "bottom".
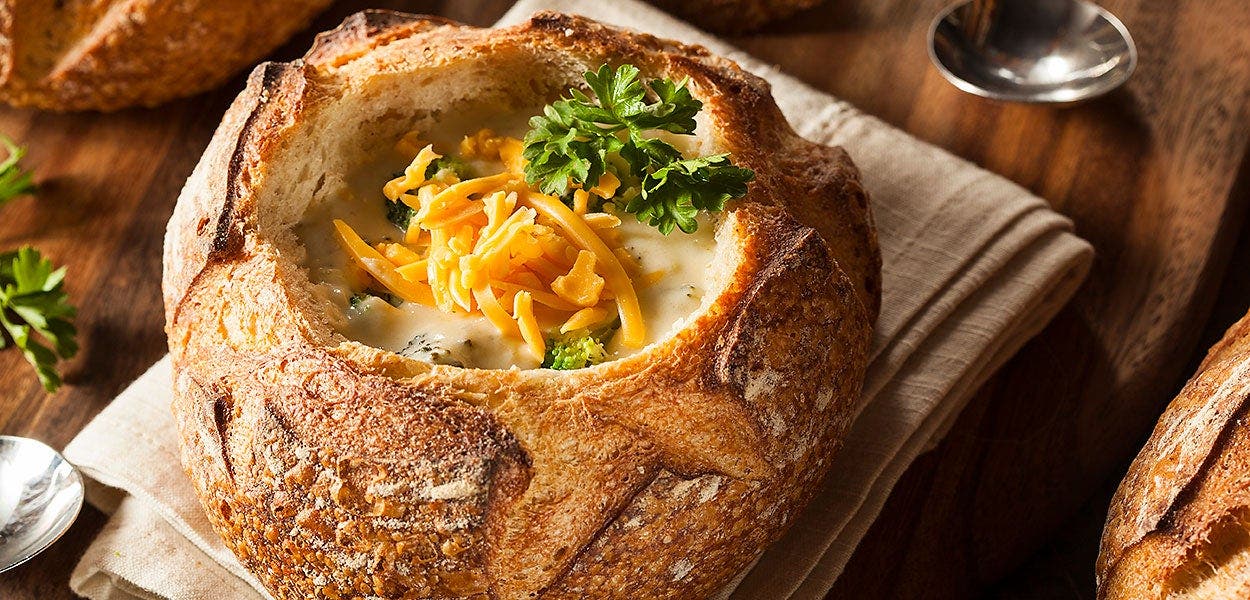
{"left": 561, "top": 306, "right": 611, "bottom": 333}
{"left": 572, "top": 189, "right": 590, "bottom": 215}
{"left": 333, "top": 220, "right": 436, "bottom": 307}
{"left": 513, "top": 291, "right": 545, "bottom": 359}
{"left": 335, "top": 129, "right": 647, "bottom": 361}
{"left": 588, "top": 171, "right": 621, "bottom": 198}
{"left": 551, "top": 250, "right": 605, "bottom": 307}
{"left": 384, "top": 146, "right": 441, "bottom": 201}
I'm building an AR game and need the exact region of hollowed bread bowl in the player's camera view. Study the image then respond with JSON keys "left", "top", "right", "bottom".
{"left": 163, "top": 10, "right": 879, "bottom": 599}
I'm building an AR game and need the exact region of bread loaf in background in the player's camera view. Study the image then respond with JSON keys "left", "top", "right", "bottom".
{"left": 0, "top": 0, "right": 332, "bottom": 111}
{"left": 649, "top": 0, "right": 824, "bottom": 32}
{"left": 1100, "top": 310, "right": 1250, "bottom": 598}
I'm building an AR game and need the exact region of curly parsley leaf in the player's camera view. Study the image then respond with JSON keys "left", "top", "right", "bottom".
{"left": 628, "top": 154, "right": 755, "bottom": 235}
{"left": 0, "top": 247, "right": 77, "bottom": 392}
{"left": 523, "top": 101, "right": 620, "bottom": 196}
{"left": 581, "top": 64, "right": 644, "bottom": 123}
{"left": 522, "top": 64, "right": 752, "bottom": 233}
{"left": 619, "top": 135, "right": 683, "bottom": 176}
{"left": 0, "top": 135, "right": 35, "bottom": 207}
{"left": 625, "top": 76, "right": 700, "bottom": 134}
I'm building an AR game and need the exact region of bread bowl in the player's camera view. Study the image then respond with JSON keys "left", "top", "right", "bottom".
{"left": 1099, "top": 311, "right": 1250, "bottom": 598}
{"left": 163, "top": 10, "right": 879, "bottom": 599}
{"left": 0, "top": 0, "right": 332, "bottom": 111}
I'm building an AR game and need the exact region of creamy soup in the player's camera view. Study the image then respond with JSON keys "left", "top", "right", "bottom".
{"left": 296, "top": 110, "right": 719, "bottom": 370}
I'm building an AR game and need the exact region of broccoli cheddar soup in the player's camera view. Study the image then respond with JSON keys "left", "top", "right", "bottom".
{"left": 296, "top": 65, "right": 753, "bottom": 370}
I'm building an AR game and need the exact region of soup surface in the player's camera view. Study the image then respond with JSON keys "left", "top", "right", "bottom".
{"left": 296, "top": 109, "right": 720, "bottom": 369}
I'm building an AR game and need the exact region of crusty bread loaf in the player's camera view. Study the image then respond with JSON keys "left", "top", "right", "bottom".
{"left": 0, "top": 0, "right": 332, "bottom": 111}
{"left": 1100, "top": 310, "right": 1250, "bottom": 598}
{"left": 649, "top": 0, "right": 825, "bottom": 33}
{"left": 163, "top": 10, "right": 879, "bottom": 599}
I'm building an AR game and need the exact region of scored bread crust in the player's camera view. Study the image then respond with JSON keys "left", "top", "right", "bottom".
{"left": 0, "top": 0, "right": 332, "bottom": 111}
{"left": 163, "top": 10, "right": 879, "bottom": 599}
{"left": 1100, "top": 311, "right": 1250, "bottom": 599}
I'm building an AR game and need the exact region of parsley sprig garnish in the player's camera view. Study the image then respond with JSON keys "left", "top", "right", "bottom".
{"left": 523, "top": 64, "right": 754, "bottom": 234}
{"left": 0, "top": 247, "right": 77, "bottom": 392}
{"left": 0, "top": 134, "right": 35, "bottom": 207}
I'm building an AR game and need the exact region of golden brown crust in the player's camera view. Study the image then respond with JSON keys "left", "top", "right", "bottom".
{"left": 164, "top": 10, "right": 878, "bottom": 599}
{"left": 648, "top": 0, "right": 825, "bottom": 33}
{"left": 0, "top": 0, "right": 332, "bottom": 111}
{"left": 1100, "top": 312, "right": 1250, "bottom": 599}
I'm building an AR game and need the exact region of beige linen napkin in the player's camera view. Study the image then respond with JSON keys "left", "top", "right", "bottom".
{"left": 63, "top": 1, "right": 1094, "bottom": 598}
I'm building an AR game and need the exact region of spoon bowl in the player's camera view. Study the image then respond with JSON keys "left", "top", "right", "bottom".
{"left": 0, "top": 435, "right": 83, "bottom": 573}
{"left": 929, "top": 0, "right": 1137, "bottom": 104}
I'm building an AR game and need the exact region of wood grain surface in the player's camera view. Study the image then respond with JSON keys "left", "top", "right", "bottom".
{"left": 1, "top": 0, "right": 1248, "bottom": 598}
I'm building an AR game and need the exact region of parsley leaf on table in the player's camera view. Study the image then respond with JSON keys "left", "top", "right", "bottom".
{"left": 0, "top": 247, "right": 78, "bottom": 392}
{"left": 523, "top": 64, "right": 753, "bottom": 233}
{"left": 0, "top": 134, "right": 35, "bottom": 207}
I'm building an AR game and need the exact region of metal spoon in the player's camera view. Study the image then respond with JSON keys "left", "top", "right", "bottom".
{"left": 928, "top": 0, "right": 1137, "bottom": 103}
{"left": 0, "top": 435, "right": 83, "bottom": 573}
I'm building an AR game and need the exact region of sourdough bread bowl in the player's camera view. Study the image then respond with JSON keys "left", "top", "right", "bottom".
{"left": 1100, "top": 311, "right": 1250, "bottom": 599}
{"left": 163, "top": 10, "right": 879, "bottom": 599}
{"left": 0, "top": 0, "right": 332, "bottom": 111}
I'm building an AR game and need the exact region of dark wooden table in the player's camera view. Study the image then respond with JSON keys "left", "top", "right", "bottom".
{"left": 3, "top": 1, "right": 1249, "bottom": 598}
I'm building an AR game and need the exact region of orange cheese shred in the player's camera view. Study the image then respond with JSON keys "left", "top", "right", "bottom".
{"left": 582, "top": 212, "right": 621, "bottom": 229}
{"left": 429, "top": 173, "right": 514, "bottom": 210}
{"left": 473, "top": 285, "right": 520, "bottom": 338}
{"left": 513, "top": 291, "right": 545, "bottom": 359}
{"left": 422, "top": 201, "right": 484, "bottom": 230}
{"left": 333, "top": 220, "right": 435, "bottom": 306}
{"left": 377, "top": 242, "right": 422, "bottom": 266}
{"left": 384, "top": 145, "right": 441, "bottom": 201}
{"left": 572, "top": 189, "right": 590, "bottom": 215}
{"left": 589, "top": 171, "right": 621, "bottom": 198}
{"left": 395, "top": 260, "right": 428, "bottom": 282}
{"left": 551, "top": 250, "right": 605, "bottom": 308}
{"left": 499, "top": 138, "right": 526, "bottom": 175}
{"left": 561, "top": 306, "right": 611, "bottom": 333}
{"left": 493, "top": 281, "right": 581, "bottom": 311}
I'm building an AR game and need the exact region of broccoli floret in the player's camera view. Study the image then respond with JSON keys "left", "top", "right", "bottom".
{"left": 543, "top": 332, "right": 606, "bottom": 370}
{"left": 385, "top": 198, "right": 415, "bottom": 229}
{"left": 424, "top": 156, "right": 474, "bottom": 180}
{"left": 542, "top": 325, "right": 616, "bottom": 370}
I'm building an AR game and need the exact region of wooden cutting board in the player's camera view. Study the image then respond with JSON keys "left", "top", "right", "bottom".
{"left": 2, "top": 0, "right": 1248, "bottom": 598}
